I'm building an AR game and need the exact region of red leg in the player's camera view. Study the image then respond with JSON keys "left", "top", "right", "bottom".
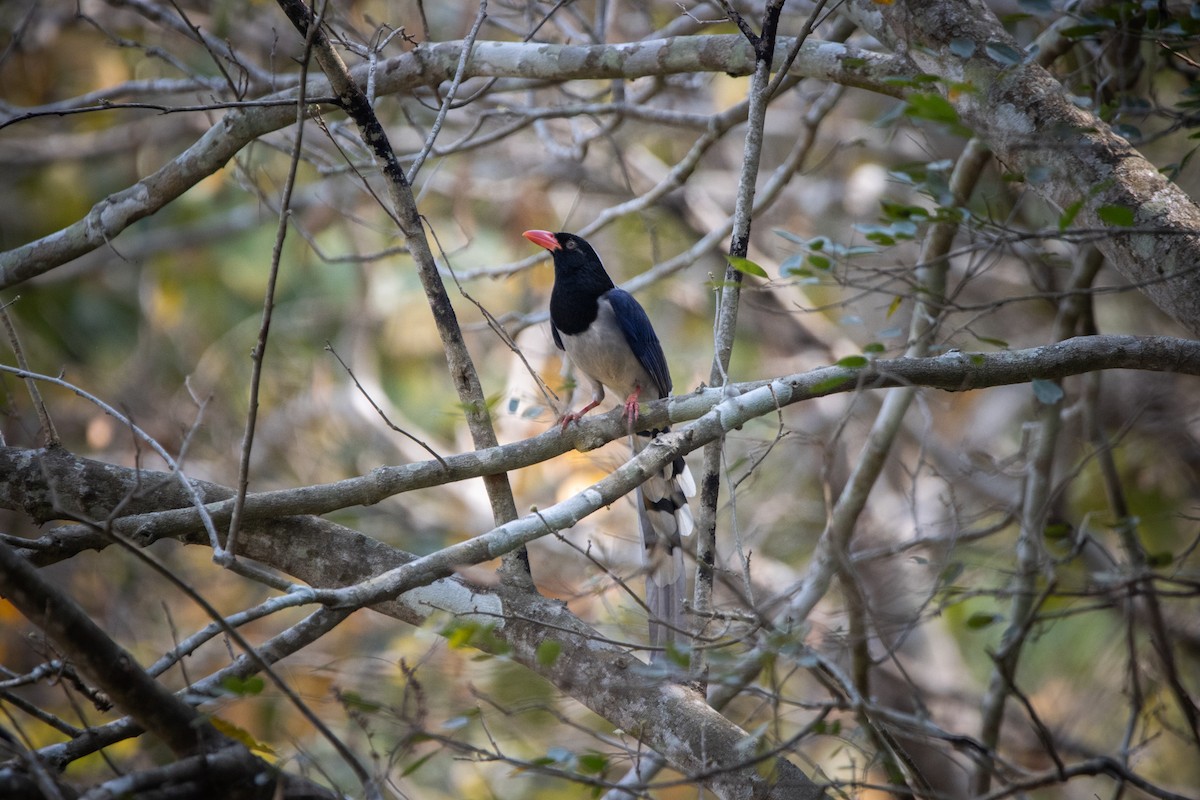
{"left": 622, "top": 386, "right": 643, "bottom": 427}
{"left": 558, "top": 397, "right": 602, "bottom": 431}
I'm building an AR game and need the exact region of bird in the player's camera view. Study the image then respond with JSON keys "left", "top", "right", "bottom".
{"left": 522, "top": 229, "right": 695, "bottom": 662}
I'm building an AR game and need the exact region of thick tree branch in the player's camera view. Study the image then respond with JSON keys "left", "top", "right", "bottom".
{"left": 8, "top": 333, "right": 1200, "bottom": 798}
{"left": 0, "top": 541, "right": 227, "bottom": 758}
{"left": 844, "top": 0, "right": 1200, "bottom": 335}
{"left": 7, "top": 334, "right": 1200, "bottom": 570}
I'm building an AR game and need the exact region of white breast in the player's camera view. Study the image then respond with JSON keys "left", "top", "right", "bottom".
{"left": 560, "top": 298, "right": 660, "bottom": 401}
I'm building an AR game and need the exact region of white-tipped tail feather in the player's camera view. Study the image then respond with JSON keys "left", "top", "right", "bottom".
{"left": 632, "top": 438, "right": 695, "bottom": 661}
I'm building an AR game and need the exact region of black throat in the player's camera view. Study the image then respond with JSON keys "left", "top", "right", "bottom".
{"left": 549, "top": 253, "right": 616, "bottom": 336}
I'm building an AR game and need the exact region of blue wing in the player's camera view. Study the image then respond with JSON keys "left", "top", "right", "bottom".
{"left": 605, "top": 288, "right": 672, "bottom": 398}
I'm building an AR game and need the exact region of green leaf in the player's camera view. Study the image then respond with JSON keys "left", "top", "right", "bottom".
{"left": 904, "top": 92, "right": 961, "bottom": 125}
{"left": 1146, "top": 551, "right": 1174, "bottom": 568}
{"left": 812, "top": 374, "right": 850, "bottom": 394}
{"left": 966, "top": 611, "right": 1003, "bottom": 629}
{"left": 1032, "top": 378, "right": 1064, "bottom": 405}
{"left": 725, "top": 254, "right": 768, "bottom": 278}
{"left": 440, "top": 620, "right": 509, "bottom": 655}
{"left": 879, "top": 200, "right": 930, "bottom": 221}
{"left": 886, "top": 295, "right": 903, "bottom": 318}
{"left": 536, "top": 639, "right": 562, "bottom": 667}
{"left": 836, "top": 355, "right": 869, "bottom": 368}
{"left": 1044, "top": 521, "right": 1073, "bottom": 540}
{"left": 665, "top": 641, "right": 692, "bottom": 668}
{"left": 1058, "top": 198, "right": 1084, "bottom": 231}
{"left": 1097, "top": 204, "right": 1136, "bottom": 226}
{"left": 209, "top": 717, "right": 276, "bottom": 756}
{"left": 578, "top": 752, "right": 610, "bottom": 775}
{"left": 1061, "top": 22, "right": 1113, "bottom": 38}
{"left": 220, "top": 675, "right": 265, "bottom": 696}
{"left": 443, "top": 620, "right": 478, "bottom": 649}
{"left": 864, "top": 229, "right": 895, "bottom": 246}
{"left": 401, "top": 752, "right": 436, "bottom": 777}
{"left": 856, "top": 221, "right": 917, "bottom": 245}
{"left": 339, "top": 691, "right": 382, "bottom": 713}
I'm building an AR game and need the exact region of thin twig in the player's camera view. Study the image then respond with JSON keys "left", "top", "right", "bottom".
{"left": 406, "top": 0, "right": 489, "bottom": 182}
{"left": 325, "top": 341, "right": 448, "bottom": 467}
{"left": 225, "top": 0, "right": 319, "bottom": 560}
{"left": 0, "top": 298, "right": 57, "bottom": 446}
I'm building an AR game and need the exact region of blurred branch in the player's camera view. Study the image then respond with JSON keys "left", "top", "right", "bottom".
{"left": 0, "top": 301, "right": 56, "bottom": 446}
{"left": 191, "top": 507, "right": 829, "bottom": 799}
{"left": 37, "top": 605, "right": 353, "bottom": 773}
{"left": 0, "top": 541, "right": 228, "bottom": 757}
{"left": 105, "top": 0, "right": 276, "bottom": 87}
{"left": 72, "top": 744, "right": 343, "bottom": 800}
{"left": 798, "top": 134, "right": 989, "bottom": 792}
{"left": 974, "top": 233, "right": 1113, "bottom": 793}
{"left": 13, "top": 486, "right": 829, "bottom": 798}
{"left": 0, "top": 35, "right": 906, "bottom": 289}
{"left": 0, "top": 365, "right": 222, "bottom": 550}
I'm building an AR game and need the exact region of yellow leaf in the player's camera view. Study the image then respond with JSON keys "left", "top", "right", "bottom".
{"left": 210, "top": 716, "right": 278, "bottom": 761}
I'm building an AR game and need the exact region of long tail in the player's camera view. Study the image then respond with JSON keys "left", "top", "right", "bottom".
{"left": 631, "top": 434, "right": 695, "bottom": 662}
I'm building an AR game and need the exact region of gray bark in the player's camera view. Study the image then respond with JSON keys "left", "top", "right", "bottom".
{"left": 845, "top": 0, "right": 1200, "bottom": 335}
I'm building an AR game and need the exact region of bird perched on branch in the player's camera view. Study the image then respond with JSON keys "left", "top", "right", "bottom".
{"left": 522, "top": 229, "right": 695, "bottom": 661}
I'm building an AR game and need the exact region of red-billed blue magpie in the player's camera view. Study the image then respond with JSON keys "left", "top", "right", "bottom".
{"left": 522, "top": 229, "right": 695, "bottom": 661}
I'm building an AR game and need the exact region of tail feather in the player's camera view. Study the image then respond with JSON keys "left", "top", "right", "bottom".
{"left": 631, "top": 434, "right": 694, "bottom": 662}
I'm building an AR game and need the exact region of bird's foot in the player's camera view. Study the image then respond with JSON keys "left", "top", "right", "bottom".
{"left": 622, "top": 388, "right": 643, "bottom": 428}
{"left": 558, "top": 399, "right": 602, "bottom": 431}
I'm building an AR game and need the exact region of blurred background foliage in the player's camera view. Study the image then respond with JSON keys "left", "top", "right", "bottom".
{"left": 2, "top": 0, "right": 1200, "bottom": 797}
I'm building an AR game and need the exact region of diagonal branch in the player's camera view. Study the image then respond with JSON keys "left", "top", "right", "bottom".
{"left": 842, "top": 0, "right": 1200, "bottom": 335}
{"left": 0, "top": 541, "right": 227, "bottom": 758}
{"left": 272, "top": 0, "right": 524, "bottom": 582}
{"left": 7, "top": 334, "right": 1200, "bottom": 568}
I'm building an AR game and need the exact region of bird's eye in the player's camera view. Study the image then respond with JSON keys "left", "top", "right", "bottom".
{"left": 565, "top": 239, "right": 576, "bottom": 250}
